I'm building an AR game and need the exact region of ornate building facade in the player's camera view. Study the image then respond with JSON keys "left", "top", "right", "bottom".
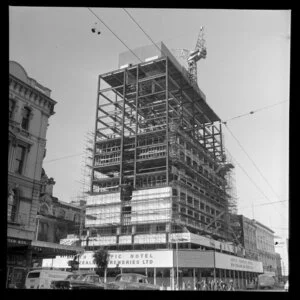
{"left": 8, "top": 61, "right": 56, "bottom": 288}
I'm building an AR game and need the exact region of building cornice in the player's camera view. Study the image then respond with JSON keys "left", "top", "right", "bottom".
{"left": 9, "top": 74, "right": 57, "bottom": 116}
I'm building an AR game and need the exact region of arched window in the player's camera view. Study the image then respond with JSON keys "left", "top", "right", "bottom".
{"left": 21, "top": 107, "right": 31, "bottom": 130}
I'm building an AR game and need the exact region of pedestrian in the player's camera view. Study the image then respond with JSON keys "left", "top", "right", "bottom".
{"left": 213, "top": 280, "right": 218, "bottom": 291}
{"left": 182, "top": 280, "right": 186, "bottom": 290}
{"left": 196, "top": 280, "right": 201, "bottom": 291}
{"left": 228, "top": 279, "right": 235, "bottom": 291}
{"left": 187, "top": 280, "right": 191, "bottom": 290}
{"left": 201, "top": 279, "right": 208, "bottom": 291}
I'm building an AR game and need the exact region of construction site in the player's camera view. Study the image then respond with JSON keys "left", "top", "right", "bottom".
{"left": 84, "top": 29, "right": 240, "bottom": 253}
{"left": 47, "top": 29, "right": 264, "bottom": 290}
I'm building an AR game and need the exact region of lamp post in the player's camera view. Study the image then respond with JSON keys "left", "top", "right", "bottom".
{"left": 171, "top": 237, "right": 189, "bottom": 290}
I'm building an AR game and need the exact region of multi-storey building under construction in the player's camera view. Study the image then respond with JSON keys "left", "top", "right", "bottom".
{"left": 85, "top": 42, "right": 239, "bottom": 251}
{"left": 45, "top": 42, "right": 264, "bottom": 289}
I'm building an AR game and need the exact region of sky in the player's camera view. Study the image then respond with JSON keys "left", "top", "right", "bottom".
{"left": 9, "top": 7, "right": 290, "bottom": 274}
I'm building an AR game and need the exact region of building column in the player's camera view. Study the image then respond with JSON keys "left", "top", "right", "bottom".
{"left": 198, "top": 269, "right": 202, "bottom": 281}
{"left": 193, "top": 268, "right": 196, "bottom": 290}
{"left": 171, "top": 267, "right": 175, "bottom": 290}
{"left": 104, "top": 268, "right": 107, "bottom": 283}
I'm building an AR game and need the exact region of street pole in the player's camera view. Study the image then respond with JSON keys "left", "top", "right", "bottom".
{"left": 176, "top": 241, "right": 179, "bottom": 290}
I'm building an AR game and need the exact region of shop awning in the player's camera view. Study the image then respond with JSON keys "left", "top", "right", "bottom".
{"left": 30, "top": 240, "right": 84, "bottom": 258}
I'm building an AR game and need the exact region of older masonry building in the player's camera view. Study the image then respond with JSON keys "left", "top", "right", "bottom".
{"left": 8, "top": 61, "right": 83, "bottom": 288}
{"left": 8, "top": 61, "right": 56, "bottom": 287}
{"left": 255, "top": 221, "right": 277, "bottom": 275}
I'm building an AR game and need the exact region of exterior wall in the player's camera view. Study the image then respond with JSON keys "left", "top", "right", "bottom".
{"left": 7, "top": 61, "right": 56, "bottom": 288}
{"left": 255, "top": 222, "right": 277, "bottom": 274}
{"left": 241, "top": 216, "right": 258, "bottom": 260}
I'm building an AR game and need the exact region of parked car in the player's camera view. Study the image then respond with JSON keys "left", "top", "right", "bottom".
{"left": 50, "top": 272, "right": 106, "bottom": 289}
{"left": 106, "top": 273, "right": 160, "bottom": 290}
{"left": 25, "top": 269, "right": 72, "bottom": 289}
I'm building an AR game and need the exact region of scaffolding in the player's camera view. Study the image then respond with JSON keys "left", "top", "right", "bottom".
{"left": 87, "top": 42, "right": 237, "bottom": 248}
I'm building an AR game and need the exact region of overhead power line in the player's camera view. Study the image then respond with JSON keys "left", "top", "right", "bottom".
{"left": 222, "top": 100, "right": 288, "bottom": 124}
{"left": 122, "top": 8, "right": 161, "bottom": 52}
{"left": 44, "top": 153, "right": 84, "bottom": 164}
{"left": 87, "top": 8, "right": 287, "bottom": 225}
{"left": 239, "top": 199, "right": 288, "bottom": 209}
{"left": 224, "top": 124, "right": 282, "bottom": 201}
{"left": 119, "top": 7, "right": 287, "bottom": 224}
{"left": 87, "top": 7, "right": 143, "bottom": 63}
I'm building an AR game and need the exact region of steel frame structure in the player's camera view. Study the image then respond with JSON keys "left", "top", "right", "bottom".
{"left": 88, "top": 54, "right": 236, "bottom": 246}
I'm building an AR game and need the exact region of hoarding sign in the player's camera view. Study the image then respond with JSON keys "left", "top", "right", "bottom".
{"left": 215, "top": 252, "right": 263, "bottom": 273}
{"left": 43, "top": 250, "right": 174, "bottom": 269}
{"left": 108, "top": 250, "right": 174, "bottom": 268}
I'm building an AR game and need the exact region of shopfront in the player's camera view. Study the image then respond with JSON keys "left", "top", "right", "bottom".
{"left": 7, "top": 237, "right": 32, "bottom": 288}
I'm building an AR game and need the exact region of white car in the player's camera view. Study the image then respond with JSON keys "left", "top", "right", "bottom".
{"left": 284, "top": 280, "right": 289, "bottom": 291}
{"left": 25, "top": 269, "right": 72, "bottom": 289}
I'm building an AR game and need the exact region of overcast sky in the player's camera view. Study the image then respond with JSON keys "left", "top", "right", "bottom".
{"left": 9, "top": 7, "right": 290, "bottom": 272}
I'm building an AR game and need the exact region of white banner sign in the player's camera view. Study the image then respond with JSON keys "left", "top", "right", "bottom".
{"left": 43, "top": 250, "right": 174, "bottom": 269}
{"left": 215, "top": 252, "right": 263, "bottom": 273}
{"left": 108, "top": 250, "right": 173, "bottom": 268}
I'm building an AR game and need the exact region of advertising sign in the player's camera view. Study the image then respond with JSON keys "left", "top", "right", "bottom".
{"left": 7, "top": 237, "right": 31, "bottom": 246}
{"left": 215, "top": 252, "right": 263, "bottom": 273}
{"left": 43, "top": 250, "right": 174, "bottom": 269}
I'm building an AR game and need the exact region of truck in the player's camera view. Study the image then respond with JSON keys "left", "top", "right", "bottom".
{"left": 258, "top": 274, "right": 276, "bottom": 289}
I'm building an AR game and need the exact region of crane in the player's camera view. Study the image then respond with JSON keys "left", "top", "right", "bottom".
{"left": 173, "top": 27, "right": 207, "bottom": 84}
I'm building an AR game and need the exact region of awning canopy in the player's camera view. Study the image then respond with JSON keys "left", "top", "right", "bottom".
{"left": 30, "top": 240, "right": 84, "bottom": 259}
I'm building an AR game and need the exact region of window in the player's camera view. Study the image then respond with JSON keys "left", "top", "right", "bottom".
{"left": 7, "top": 188, "right": 18, "bottom": 222}
{"left": 27, "top": 272, "right": 40, "bottom": 279}
{"left": 200, "top": 202, "right": 204, "bottom": 210}
{"left": 180, "top": 192, "right": 186, "bottom": 201}
{"left": 21, "top": 107, "right": 31, "bottom": 130}
{"left": 187, "top": 209, "right": 193, "bottom": 216}
{"left": 180, "top": 207, "right": 186, "bottom": 214}
{"left": 9, "top": 99, "right": 16, "bottom": 119}
{"left": 14, "top": 145, "right": 26, "bottom": 174}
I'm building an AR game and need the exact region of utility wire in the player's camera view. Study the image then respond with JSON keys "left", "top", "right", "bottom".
{"left": 222, "top": 100, "right": 288, "bottom": 124}
{"left": 87, "top": 8, "right": 287, "bottom": 227}
{"left": 118, "top": 7, "right": 288, "bottom": 224}
{"left": 224, "top": 124, "right": 282, "bottom": 201}
{"left": 44, "top": 153, "right": 84, "bottom": 164}
{"left": 239, "top": 199, "right": 288, "bottom": 209}
{"left": 122, "top": 8, "right": 172, "bottom": 61}
{"left": 122, "top": 8, "right": 161, "bottom": 53}
{"left": 87, "top": 7, "right": 143, "bottom": 63}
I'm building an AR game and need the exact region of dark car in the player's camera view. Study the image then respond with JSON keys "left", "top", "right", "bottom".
{"left": 50, "top": 272, "right": 106, "bottom": 290}
{"left": 106, "top": 273, "right": 160, "bottom": 290}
